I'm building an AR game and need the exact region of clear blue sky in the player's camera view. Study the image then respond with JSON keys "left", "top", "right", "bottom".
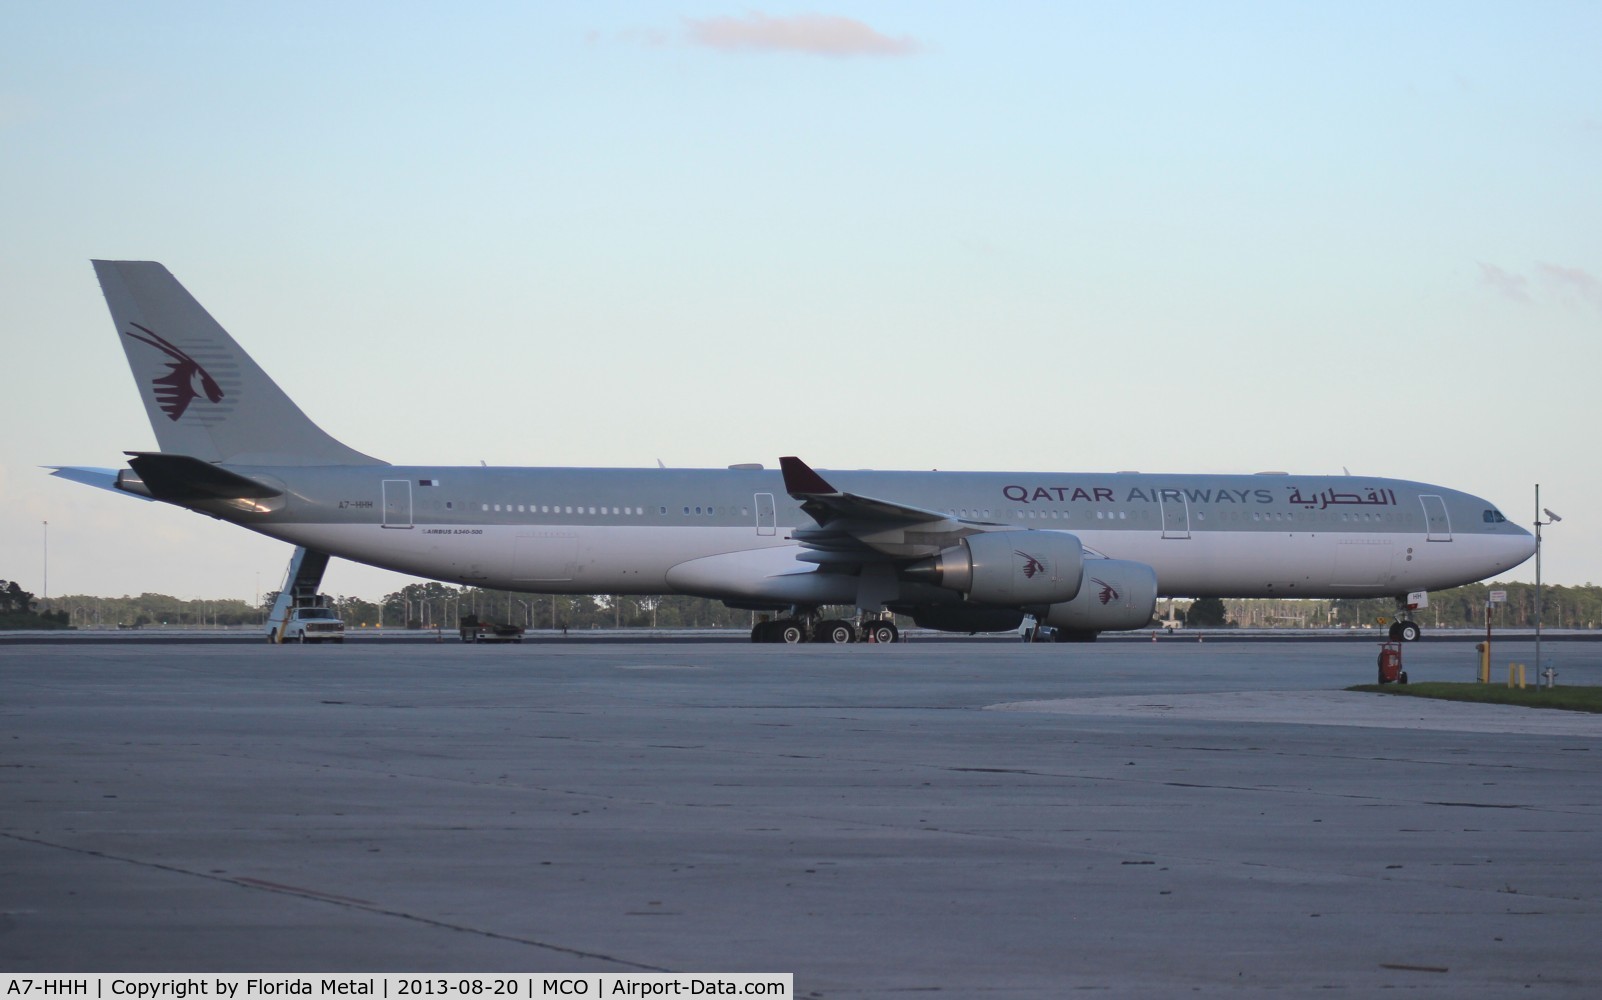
{"left": 4, "top": 2, "right": 1599, "bottom": 603}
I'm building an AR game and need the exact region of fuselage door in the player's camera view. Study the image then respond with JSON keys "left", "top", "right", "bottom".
{"left": 1159, "top": 490, "right": 1191, "bottom": 539}
{"left": 382, "top": 479, "right": 413, "bottom": 529}
{"left": 755, "top": 492, "right": 776, "bottom": 536}
{"left": 1420, "top": 494, "right": 1452, "bottom": 542}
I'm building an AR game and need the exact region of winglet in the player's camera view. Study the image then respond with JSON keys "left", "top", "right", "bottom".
{"left": 779, "top": 456, "right": 838, "bottom": 497}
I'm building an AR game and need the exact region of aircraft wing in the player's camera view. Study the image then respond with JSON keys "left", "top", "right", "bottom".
{"left": 779, "top": 456, "right": 980, "bottom": 564}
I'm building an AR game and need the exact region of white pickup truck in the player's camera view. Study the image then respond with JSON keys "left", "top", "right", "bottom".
{"left": 271, "top": 606, "right": 345, "bottom": 644}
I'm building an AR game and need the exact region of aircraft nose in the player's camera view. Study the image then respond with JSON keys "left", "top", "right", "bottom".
{"left": 1505, "top": 527, "right": 1538, "bottom": 570}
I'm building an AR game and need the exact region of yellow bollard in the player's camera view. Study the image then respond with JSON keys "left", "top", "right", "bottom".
{"left": 1507, "top": 662, "right": 1526, "bottom": 689}
{"left": 1477, "top": 642, "right": 1490, "bottom": 684}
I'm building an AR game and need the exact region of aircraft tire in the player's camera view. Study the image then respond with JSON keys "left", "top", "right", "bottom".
{"left": 1054, "top": 630, "right": 1100, "bottom": 643}
{"left": 779, "top": 623, "right": 805, "bottom": 644}
{"left": 866, "top": 622, "right": 897, "bottom": 644}
{"left": 1397, "top": 620, "right": 1421, "bottom": 642}
{"left": 820, "top": 620, "right": 854, "bottom": 644}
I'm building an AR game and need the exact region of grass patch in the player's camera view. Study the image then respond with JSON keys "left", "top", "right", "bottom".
{"left": 1347, "top": 682, "right": 1602, "bottom": 714}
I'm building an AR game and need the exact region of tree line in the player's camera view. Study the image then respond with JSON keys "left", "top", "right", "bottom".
{"left": 372, "top": 582, "right": 761, "bottom": 630}
{"left": 19, "top": 591, "right": 261, "bottom": 629}
{"left": 0, "top": 579, "right": 68, "bottom": 629}
{"left": 1211, "top": 581, "right": 1602, "bottom": 630}
{"left": 14, "top": 575, "right": 1602, "bottom": 631}
{"left": 23, "top": 584, "right": 760, "bottom": 631}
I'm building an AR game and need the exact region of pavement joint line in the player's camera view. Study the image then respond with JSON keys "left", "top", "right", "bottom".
{"left": 0, "top": 830, "right": 670, "bottom": 972}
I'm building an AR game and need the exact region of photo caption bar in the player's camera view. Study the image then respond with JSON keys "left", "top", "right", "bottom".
{"left": 0, "top": 976, "right": 792, "bottom": 999}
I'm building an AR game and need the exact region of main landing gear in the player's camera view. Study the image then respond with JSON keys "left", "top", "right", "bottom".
{"left": 751, "top": 609, "right": 900, "bottom": 644}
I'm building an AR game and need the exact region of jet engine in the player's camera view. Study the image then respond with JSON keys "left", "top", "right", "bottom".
{"left": 1038, "top": 559, "right": 1158, "bottom": 633}
{"left": 904, "top": 530, "right": 1084, "bottom": 606}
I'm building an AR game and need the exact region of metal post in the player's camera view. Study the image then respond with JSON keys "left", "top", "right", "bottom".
{"left": 1482, "top": 601, "right": 1492, "bottom": 684}
{"left": 1534, "top": 487, "right": 1562, "bottom": 680}
{"left": 1535, "top": 484, "right": 1542, "bottom": 678}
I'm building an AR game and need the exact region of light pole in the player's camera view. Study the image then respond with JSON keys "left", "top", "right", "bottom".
{"left": 1534, "top": 485, "right": 1561, "bottom": 677}
{"left": 41, "top": 520, "right": 48, "bottom": 605}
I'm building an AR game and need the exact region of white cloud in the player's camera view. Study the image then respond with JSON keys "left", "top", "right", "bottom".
{"left": 1477, "top": 261, "right": 1532, "bottom": 304}
{"left": 1538, "top": 261, "right": 1602, "bottom": 313}
{"left": 683, "top": 12, "right": 920, "bottom": 57}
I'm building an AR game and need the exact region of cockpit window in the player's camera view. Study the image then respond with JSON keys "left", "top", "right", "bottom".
{"left": 1483, "top": 509, "right": 1507, "bottom": 524}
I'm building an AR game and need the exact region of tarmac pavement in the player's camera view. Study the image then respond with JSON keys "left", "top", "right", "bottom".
{"left": 3, "top": 637, "right": 1600, "bottom": 996}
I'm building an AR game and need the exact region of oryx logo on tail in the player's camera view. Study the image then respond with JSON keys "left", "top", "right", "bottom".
{"left": 123, "top": 322, "right": 224, "bottom": 421}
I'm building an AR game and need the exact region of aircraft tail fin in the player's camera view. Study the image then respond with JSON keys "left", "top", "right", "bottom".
{"left": 93, "top": 260, "right": 384, "bottom": 466}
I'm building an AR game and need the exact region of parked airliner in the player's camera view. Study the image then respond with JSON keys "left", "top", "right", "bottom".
{"left": 52, "top": 261, "right": 1535, "bottom": 643}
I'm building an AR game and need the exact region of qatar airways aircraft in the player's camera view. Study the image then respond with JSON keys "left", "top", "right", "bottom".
{"left": 52, "top": 261, "right": 1535, "bottom": 643}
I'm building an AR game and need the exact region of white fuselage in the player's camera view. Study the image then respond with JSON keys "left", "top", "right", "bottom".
{"left": 205, "top": 464, "right": 1535, "bottom": 603}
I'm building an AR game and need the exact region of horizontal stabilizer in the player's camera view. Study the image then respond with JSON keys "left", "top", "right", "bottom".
{"left": 47, "top": 466, "right": 155, "bottom": 501}
{"left": 125, "top": 452, "right": 284, "bottom": 503}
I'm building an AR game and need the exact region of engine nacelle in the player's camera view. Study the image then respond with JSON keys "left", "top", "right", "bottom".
{"left": 905, "top": 530, "right": 1084, "bottom": 606}
{"left": 1039, "top": 559, "right": 1158, "bottom": 633}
